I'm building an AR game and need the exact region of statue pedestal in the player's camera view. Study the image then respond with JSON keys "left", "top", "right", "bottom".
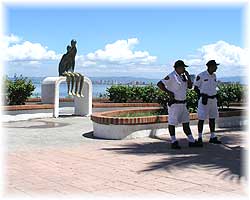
{"left": 41, "top": 76, "right": 92, "bottom": 118}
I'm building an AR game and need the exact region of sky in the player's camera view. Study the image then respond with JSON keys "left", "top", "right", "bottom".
{"left": 1, "top": 3, "right": 249, "bottom": 78}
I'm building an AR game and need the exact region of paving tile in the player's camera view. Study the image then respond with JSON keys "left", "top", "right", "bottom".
{"left": 4, "top": 117, "right": 248, "bottom": 198}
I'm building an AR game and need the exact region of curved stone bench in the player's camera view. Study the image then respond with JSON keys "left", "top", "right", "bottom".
{"left": 41, "top": 76, "right": 92, "bottom": 117}
{"left": 91, "top": 108, "right": 245, "bottom": 140}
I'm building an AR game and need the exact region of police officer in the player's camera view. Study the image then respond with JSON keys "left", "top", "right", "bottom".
{"left": 194, "top": 60, "right": 222, "bottom": 145}
{"left": 157, "top": 60, "right": 202, "bottom": 149}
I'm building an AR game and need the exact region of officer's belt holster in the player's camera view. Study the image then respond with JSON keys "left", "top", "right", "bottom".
{"left": 200, "top": 93, "right": 217, "bottom": 105}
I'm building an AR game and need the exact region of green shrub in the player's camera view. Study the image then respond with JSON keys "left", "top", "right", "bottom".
{"left": 217, "top": 83, "right": 244, "bottom": 109}
{"left": 106, "top": 85, "right": 131, "bottom": 103}
{"left": 125, "top": 86, "right": 143, "bottom": 102}
{"left": 186, "top": 89, "right": 199, "bottom": 113}
{"left": 106, "top": 85, "right": 197, "bottom": 112}
{"left": 5, "top": 75, "right": 35, "bottom": 105}
{"left": 107, "top": 84, "right": 163, "bottom": 103}
{"left": 154, "top": 88, "right": 169, "bottom": 111}
{"left": 106, "top": 83, "right": 244, "bottom": 112}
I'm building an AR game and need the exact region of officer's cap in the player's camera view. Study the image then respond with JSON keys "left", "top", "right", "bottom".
{"left": 174, "top": 60, "right": 188, "bottom": 68}
{"left": 206, "top": 60, "right": 220, "bottom": 67}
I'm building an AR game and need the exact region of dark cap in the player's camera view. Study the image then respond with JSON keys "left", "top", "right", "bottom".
{"left": 206, "top": 60, "right": 220, "bottom": 67}
{"left": 174, "top": 60, "right": 188, "bottom": 68}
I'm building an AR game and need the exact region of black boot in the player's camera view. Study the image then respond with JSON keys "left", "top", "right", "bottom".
{"left": 171, "top": 141, "right": 181, "bottom": 149}
{"left": 189, "top": 140, "right": 203, "bottom": 147}
{"left": 209, "top": 137, "right": 222, "bottom": 144}
{"left": 197, "top": 137, "right": 203, "bottom": 146}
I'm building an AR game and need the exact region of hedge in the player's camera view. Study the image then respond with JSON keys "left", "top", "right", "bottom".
{"left": 106, "top": 83, "right": 244, "bottom": 112}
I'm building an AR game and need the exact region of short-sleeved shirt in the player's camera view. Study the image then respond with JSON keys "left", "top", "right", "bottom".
{"left": 161, "top": 70, "right": 187, "bottom": 101}
{"left": 194, "top": 70, "right": 217, "bottom": 96}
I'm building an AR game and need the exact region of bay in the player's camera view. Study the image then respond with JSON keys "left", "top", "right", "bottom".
{"left": 26, "top": 77, "right": 158, "bottom": 98}
{"left": 32, "top": 81, "right": 111, "bottom": 98}
{"left": 8, "top": 76, "right": 245, "bottom": 98}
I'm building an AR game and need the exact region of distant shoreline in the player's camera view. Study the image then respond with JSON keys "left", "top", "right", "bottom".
{"left": 6, "top": 75, "right": 246, "bottom": 84}
{"left": 6, "top": 75, "right": 246, "bottom": 98}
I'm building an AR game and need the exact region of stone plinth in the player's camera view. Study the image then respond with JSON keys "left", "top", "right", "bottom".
{"left": 41, "top": 76, "right": 92, "bottom": 118}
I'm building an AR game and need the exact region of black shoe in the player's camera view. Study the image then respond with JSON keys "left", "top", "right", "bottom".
{"left": 189, "top": 140, "right": 203, "bottom": 147}
{"left": 197, "top": 138, "right": 203, "bottom": 146}
{"left": 171, "top": 141, "right": 181, "bottom": 149}
{"left": 209, "top": 137, "right": 222, "bottom": 144}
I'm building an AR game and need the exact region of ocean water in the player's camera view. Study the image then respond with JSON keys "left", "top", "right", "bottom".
{"left": 27, "top": 77, "right": 158, "bottom": 98}
{"left": 7, "top": 77, "right": 153, "bottom": 98}
{"left": 9, "top": 76, "right": 245, "bottom": 98}
{"left": 32, "top": 81, "right": 111, "bottom": 98}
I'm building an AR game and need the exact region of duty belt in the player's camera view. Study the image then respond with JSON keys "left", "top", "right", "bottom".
{"left": 168, "top": 99, "right": 187, "bottom": 106}
{"left": 174, "top": 100, "right": 187, "bottom": 103}
{"left": 200, "top": 93, "right": 217, "bottom": 105}
{"left": 208, "top": 95, "right": 217, "bottom": 99}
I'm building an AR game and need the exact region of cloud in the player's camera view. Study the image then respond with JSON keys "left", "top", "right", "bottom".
{"left": 1, "top": 34, "right": 21, "bottom": 48}
{"left": 4, "top": 35, "right": 247, "bottom": 78}
{"left": 4, "top": 35, "right": 158, "bottom": 77}
{"left": 1, "top": 34, "right": 60, "bottom": 62}
{"left": 3, "top": 35, "right": 156, "bottom": 67}
{"left": 76, "top": 55, "right": 96, "bottom": 67}
{"left": 82, "top": 38, "right": 157, "bottom": 66}
{"left": 184, "top": 40, "right": 248, "bottom": 67}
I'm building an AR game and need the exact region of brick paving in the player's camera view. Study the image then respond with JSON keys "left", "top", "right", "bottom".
{"left": 2, "top": 116, "right": 249, "bottom": 199}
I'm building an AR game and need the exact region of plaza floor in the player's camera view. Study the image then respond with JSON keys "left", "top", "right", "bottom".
{"left": 2, "top": 115, "right": 249, "bottom": 199}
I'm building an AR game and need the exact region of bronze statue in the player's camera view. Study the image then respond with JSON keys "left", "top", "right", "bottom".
{"left": 58, "top": 40, "right": 84, "bottom": 97}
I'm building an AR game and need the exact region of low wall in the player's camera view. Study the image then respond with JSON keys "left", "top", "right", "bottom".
{"left": 91, "top": 108, "right": 245, "bottom": 140}
{"left": 2, "top": 102, "right": 160, "bottom": 111}
{"left": 3, "top": 104, "right": 53, "bottom": 111}
{"left": 93, "top": 122, "right": 169, "bottom": 140}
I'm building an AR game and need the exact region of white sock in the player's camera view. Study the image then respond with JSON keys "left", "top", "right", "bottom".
{"left": 198, "top": 132, "right": 202, "bottom": 139}
{"left": 187, "top": 134, "right": 195, "bottom": 143}
{"left": 171, "top": 135, "right": 177, "bottom": 143}
{"left": 210, "top": 132, "right": 216, "bottom": 138}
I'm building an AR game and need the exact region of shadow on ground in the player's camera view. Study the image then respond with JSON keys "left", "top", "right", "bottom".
{"left": 82, "top": 131, "right": 114, "bottom": 140}
{"left": 101, "top": 129, "right": 247, "bottom": 182}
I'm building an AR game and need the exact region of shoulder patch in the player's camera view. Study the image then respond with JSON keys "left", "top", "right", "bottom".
{"left": 196, "top": 76, "right": 200, "bottom": 81}
{"left": 165, "top": 76, "right": 170, "bottom": 80}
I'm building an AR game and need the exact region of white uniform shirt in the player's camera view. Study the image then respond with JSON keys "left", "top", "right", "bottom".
{"left": 194, "top": 70, "right": 217, "bottom": 96}
{"left": 161, "top": 70, "right": 187, "bottom": 101}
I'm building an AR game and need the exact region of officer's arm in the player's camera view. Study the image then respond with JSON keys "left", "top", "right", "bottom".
{"left": 187, "top": 78, "right": 193, "bottom": 89}
{"left": 157, "top": 79, "right": 174, "bottom": 98}
{"left": 184, "top": 70, "right": 193, "bottom": 89}
{"left": 194, "top": 86, "right": 200, "bottom": 96}
{"left": 193, "top": 75, "right": 201, "bottom": 95}
{"left": 157, "top": 81, "right": 167, "bottom": 92}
